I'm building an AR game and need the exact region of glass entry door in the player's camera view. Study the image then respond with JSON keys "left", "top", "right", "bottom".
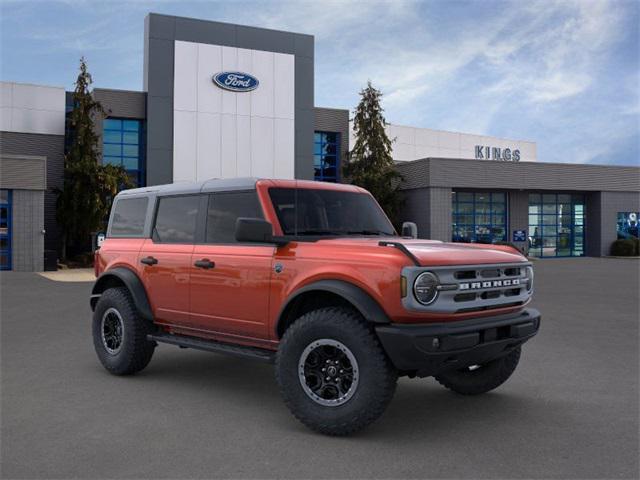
{"left": 528, "top": 193, "right": 585, "bottom": 257}
{"left": 0, "top": 190, "right": 11, "bottom": 270}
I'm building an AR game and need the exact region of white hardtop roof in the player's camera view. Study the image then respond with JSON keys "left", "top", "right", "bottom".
{"left": 117, "top": 177, "right": 260, "bottom": 197}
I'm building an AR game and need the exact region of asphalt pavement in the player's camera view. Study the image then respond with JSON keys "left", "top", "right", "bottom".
{"left": 1, "top": 258, "right": 638, "bottom": 479}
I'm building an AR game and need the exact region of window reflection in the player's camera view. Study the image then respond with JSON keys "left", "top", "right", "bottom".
{"left": 314, "top": 131, "right": 340, "bottom": 183}
{"left": 452, "top": 191, "right": 507, "bottom": 244}
{"left": 102, "top": 117, "right": 145, "bottom": 187}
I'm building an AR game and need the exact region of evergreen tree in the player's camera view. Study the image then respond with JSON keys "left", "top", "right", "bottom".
{"left": 344, "top": 81, "right": 403, "bottom": 225}
{"left": 56, "top": 57, "right": 132, "bottom": 261}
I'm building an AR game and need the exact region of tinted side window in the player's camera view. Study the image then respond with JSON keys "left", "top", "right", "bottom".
{"left": 206, "top": 191, "right": 263, "bottom": 243}
{"left": 153, "top": 195, "right": 200, "bottom": 243}
{"left": 110, "top": 197, "right": 148, "bottom": 237}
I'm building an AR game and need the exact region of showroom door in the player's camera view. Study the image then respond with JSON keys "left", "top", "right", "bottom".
{"left": 528, "top": 193, "right": 585, "bottom": 257}
{"left": 0, "top": 190, "right": 12, "bottom": 270}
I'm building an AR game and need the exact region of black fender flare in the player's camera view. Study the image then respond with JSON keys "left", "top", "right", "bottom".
{"left": 90, "top": 267, "right": 153, "bottom": 321}
{"left": 276, "top": 279, "right": 390, "bottom": 337}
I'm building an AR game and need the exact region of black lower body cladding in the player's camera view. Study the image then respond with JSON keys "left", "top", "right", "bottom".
{"left": 375, "top": 308, "right": 540, "bottom": 377}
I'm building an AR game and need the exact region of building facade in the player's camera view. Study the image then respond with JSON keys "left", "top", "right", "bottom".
{"left": 0, "top": 13, "right": 638, "bottom": 270}
{"left": 376, "top": 123, "right": 537, "bottom": 163}
{"left": 0, "top": 82, "right": 65, "bottom": 271}
{"left": 396, "top": 158, "right": 640, "bottom": 257}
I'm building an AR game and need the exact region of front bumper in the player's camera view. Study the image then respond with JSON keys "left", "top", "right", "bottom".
{"left": 375, "top": 308, "right": 541, "bottom": 377}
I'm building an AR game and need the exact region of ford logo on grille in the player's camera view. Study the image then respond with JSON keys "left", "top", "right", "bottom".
{"left": 212, "top": 72, "right": 259, "bottom": 92}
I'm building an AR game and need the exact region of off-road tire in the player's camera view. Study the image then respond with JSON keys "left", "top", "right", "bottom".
{"left": 275, "top": 307, "right": 398, "bottom": 436}
{"left": 435, "top": 347, "right": 521, "bottom": 395}
{"left": 92, "top": 287, "right": 155, "bottom": 375}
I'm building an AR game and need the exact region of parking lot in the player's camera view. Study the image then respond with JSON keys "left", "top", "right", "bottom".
{"left": 1, "top": 258, "right": 638, "bottom": 479}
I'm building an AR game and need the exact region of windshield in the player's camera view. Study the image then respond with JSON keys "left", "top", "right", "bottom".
{"left": 269, "top": 188, "right": 396, "bottom": 237}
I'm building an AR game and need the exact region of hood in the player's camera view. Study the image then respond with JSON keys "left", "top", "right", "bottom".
{"left": 399, "top": 239, "right": 526, "bottom": 266}
{"left": 314, "top": 237, "right": 527, "bottom": 266}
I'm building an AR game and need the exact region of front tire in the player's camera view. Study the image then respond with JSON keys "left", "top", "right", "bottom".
{"left": 275, "top": 307, "right": 397, "bottom": 436}
{"left": 434, "top": 347, "right": 521, "bottom": 395}
{"left": 92, "top": 287, "right": 155, "bottom": 375}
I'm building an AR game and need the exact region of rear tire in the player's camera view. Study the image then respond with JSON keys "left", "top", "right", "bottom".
{"left": 92, "top": 287, "right": 155, "bottom": 375}
{"left": 434, "top": 347, "right": 521, "bottom": 395}
{"left": 276, "top": 307, "right": 398, "bottom": 436}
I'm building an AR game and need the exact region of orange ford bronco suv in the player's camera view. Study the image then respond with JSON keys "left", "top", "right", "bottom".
{"left": 91, "top": 178, "right": 540, "bottom": 435}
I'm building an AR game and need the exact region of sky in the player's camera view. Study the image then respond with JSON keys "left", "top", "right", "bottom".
{"left": 1, "top": 0, "right": 638, "bottom": 166}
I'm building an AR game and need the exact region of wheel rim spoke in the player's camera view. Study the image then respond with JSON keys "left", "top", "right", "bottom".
{"left": 101, "top": 308, "right": 124, "bottom": 355}
{"left": 298, "top": 339, "right": 359, "bottom": 407}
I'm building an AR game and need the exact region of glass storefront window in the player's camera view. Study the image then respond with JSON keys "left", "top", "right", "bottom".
{"left": 314, "top": 131, "right": 340, "bottom": 183}
{"left": 456, "top": 192, "right": 473, "bottom": 203}
{"left": 528, "top": 193, "right": 585, "bottom": 257}
{"left": 452, "top": 191, "right": 507, "bottom": 244}
{"left": 616, "top": 212, "right": 639, "bottom": 239}
{"left": 102, "top": 117, "right": 146, "bottom": 187}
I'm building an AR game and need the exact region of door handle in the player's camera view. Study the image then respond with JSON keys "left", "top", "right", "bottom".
{"left": 194, "top": 259, "right": 215, "bottom": 269}
{"left": 140, "top": 256, "right": 158, "bottom": 266}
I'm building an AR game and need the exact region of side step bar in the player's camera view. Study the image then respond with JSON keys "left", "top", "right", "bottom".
{"left": 147, "top": 332, "right": 276, "bottom": 363}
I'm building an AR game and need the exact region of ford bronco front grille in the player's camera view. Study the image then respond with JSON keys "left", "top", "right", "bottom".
{"left": 402, "top": 262, "right": 533, "bottom": 314}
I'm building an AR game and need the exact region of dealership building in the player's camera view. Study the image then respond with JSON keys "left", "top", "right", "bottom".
{"left": 1, "top": 13, "right": 639, "bottom": 271}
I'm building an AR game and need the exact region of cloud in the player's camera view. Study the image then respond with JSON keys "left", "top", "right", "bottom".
{"left": 303, "top": 0, "right": 627, "bottom": 117}
{"left": 252, "top": 0, "right": 415, "bottom": 39}
{"left": 480, "top": 0, "right": 624, "bottom": 104}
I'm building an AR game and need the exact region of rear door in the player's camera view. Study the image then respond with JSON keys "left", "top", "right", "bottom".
{"left": 138, "top": 194, "right": 201, "bottom": 327}
{"left": 189, "top": 190, "right": 274, "bottom": 341}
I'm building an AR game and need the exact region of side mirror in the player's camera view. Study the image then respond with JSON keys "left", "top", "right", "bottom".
{"left": 401, "top": 222, "right": 418, "bottom": 239}
{"left": 96, "top": 232, "right": 106, "bottom": 248}
{"left": 235, "top": 218, "right": 288, "bottom": 246}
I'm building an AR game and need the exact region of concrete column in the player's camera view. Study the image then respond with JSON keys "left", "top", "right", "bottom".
{"left": 401, "top": 187, "right": 452, "bottom": 241}
{"left": 428, "top": 187, "right": 452, "bottom": 242}
{"left": 509, "top": 191, "right": 529, "bottom": 253}
{"left": 585, "top": 192, "right": 602, "bottom": 257}
{"left": 593, "top": 191, "right": 640, "bottom": 256}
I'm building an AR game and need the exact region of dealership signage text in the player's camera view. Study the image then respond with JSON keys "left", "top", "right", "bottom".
{"left": 475, "top": 146, "right": 520, "bottom": 162}
{"left": 212, "top": 72, "right": 259, "bottom": 92}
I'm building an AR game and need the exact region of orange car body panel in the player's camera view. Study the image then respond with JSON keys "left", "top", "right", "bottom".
{"left": 189, "top": 243, "right": 274, "bottom": 339}
{"left": 96, "top": 179, "right": 530, "bottom": 351}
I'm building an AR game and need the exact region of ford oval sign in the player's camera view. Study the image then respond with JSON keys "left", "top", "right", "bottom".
{"left": 212, "top": 72, "right": 259, "bottom": 92}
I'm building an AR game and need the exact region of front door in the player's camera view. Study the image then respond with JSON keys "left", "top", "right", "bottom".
{"left": 0, "top": 190, "right": 12, "bottom": 271}
{"left": 189, "top": 191, "right": 274, "bottom": 341}
{"left": 138, "top": 194, "right": 200, "bottom": 326}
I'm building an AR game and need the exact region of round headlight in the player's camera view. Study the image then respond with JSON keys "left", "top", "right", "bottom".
{"left": 414, "top": 272, "right": 439, "bottom": 305}
{"left": 525, "top": 266, "right": 534, "bottom": 293}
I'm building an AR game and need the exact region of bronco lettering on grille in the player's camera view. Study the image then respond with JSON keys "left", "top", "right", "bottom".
{"left": 459, "top": 279, "right": 520, "bottom": 290}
